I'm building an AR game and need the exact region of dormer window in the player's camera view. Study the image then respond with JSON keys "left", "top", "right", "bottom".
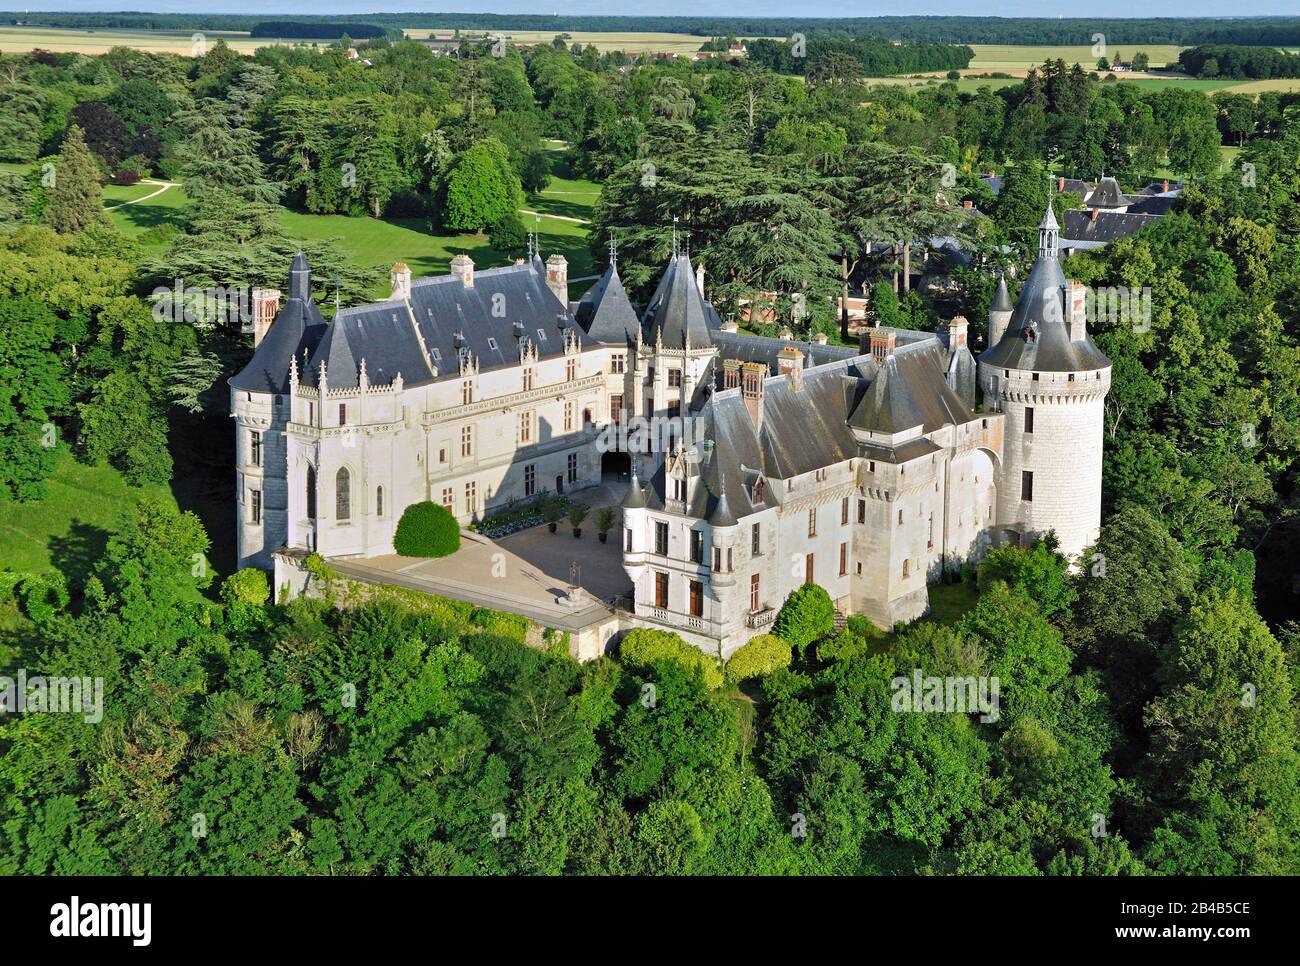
{"left": 487, "top": 337, "right": 498, "bottom": 351}
{"left": 753, "top": 478, "right": 765, "bottom": 502}
{"left": 673, "top": 477, "right": 687, "bottom": 502}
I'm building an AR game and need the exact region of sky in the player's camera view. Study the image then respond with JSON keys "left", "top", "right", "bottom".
{"left": 7, "top": 2, "right": 1300, "bottom": 19}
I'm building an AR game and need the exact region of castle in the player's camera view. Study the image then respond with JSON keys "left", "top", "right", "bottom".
{"left": 231, "top": 204, "right": 1109, "bottom": 656}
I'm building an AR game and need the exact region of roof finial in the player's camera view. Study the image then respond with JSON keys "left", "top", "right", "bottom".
{"left": 671, "top": 216, "right": 679, "bottom": 258}
{"left": 608, "top": 232, "right": 618, "bottom": 267}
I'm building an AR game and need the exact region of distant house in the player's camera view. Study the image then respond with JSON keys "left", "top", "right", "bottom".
{"left": 345, "top": 48, "right": 359, "bottom": 60}
{"left": 694, "top": 50, "right": 714, "bottom": 61}
{"left": 728, "top": 42, "right": 747, "bottom": 57}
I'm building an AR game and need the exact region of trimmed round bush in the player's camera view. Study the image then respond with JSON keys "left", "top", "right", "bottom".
{"left": 393, "top": 501, "right": 461, "bottom": 557}
{"left": 222, "top": 567, "right": 270, "bottom": 607}
{"left": 773, "top": 582, "right": 835, "bottom": 655}
{"left": 619, "top": 627, "right": 724, "bottom": 689}
{"left": 726, "top": 633, "right": 792, "bottom": 682}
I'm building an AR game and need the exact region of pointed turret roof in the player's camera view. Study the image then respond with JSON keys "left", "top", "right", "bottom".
{"left": 575, "top": 260, "right": 640, "bottom": 344}
{"left": 642, "top": 253, "right": 714, "bottom": 349}
{"left": 991, "top": 272, "right": 1012, "bottom": 312}
{"left": 979, "top": 203, "right": 1110, "bottom": 374}
{"left": 623, "top": 460, "right": 647, "bottom": 509}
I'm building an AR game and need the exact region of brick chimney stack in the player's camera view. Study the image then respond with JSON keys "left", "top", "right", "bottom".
{"left": 545, "top": 254, "right": 568, "bottom": 306}
{"left": 867, "top": 327, "right": 896, "bottom": 364}
{"left": 450, "top": 254, "right": 473, "bottom": 288}
{"left": 740, "top": 361, "right": 766, "bottom": 431}
{"left": 251, "top": 288, "right": 280, "bottom": 347}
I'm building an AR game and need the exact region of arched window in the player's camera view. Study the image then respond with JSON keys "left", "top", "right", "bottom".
{"left": 336, "top": 467, "right": 351, "bottom": 521}
{"left": 305, "top": 465, "right": 317, "bottom": 519}
{"left": 376, "top": 485, "right": 384, "bottom": 518}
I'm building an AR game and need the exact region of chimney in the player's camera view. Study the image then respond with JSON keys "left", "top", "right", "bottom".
{"left": 1057, "top": 176, "right": 1066, "bottom": 192}
{"left": 449, "top": 253, "right": 473, "bottom": 288}
{"left": 251, "top": 288, "right": 280, "bottom": 347}
{"left": 721, "top": 319, "right": 739, "bottom": 333}
{"left": 813, "top": 332, "right": 828, "bottom": 345}
{"left": 776, "top": 345, "right": 804, "bottom": 390}
{"left": 740, "top": 362, "right": 766, "bottom": 431}
{"left": 695, "top": 261, "right": 705, "bottom": 297}
{"left": 1091, "top": 206, "right": 1098, "bottom": 221}
{"left": 1066, "top": 280, "right": 1088, "bottom": 341}
{"left": 722, "top": 358, "right": 741, "bottom": 389}
{"left": 545, "top": 254, "right": 568, "bottom": 305}
{"left": 390, "top": 263, "right": 412, "bottom": 300}
{"left": 947, "top": 315, "right": 968, "bottom": 351}
{"left": 867, "top": 327, "right": 896, "bottom": 364}
{"left": 1162, "top": 179, "right": 1170, "bottom": 192}
{"left": 963, "top": 199, "right": 973, "bottom": 209}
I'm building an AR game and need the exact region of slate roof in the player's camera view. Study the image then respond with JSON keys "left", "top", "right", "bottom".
{"left": 846, "top": 341, "right": 977, "bottom": 436}
{"left": 644, "top": 340, "right": 978, "bottom": 519}
{"left": 642, "top": 253, "right": 717, "bottom": 348}
{"left": 978, "top": 246, "right": 1110, "bottom": 373}
{"left": 1061, "top": 210, "right": 1162, "bottom": 246}
{"left": 230, "top": 257, "right": 327, "bottom": 394}
{"left": 1125, "top": 194, "right": 1179, "bottom": 216}
{"left": 991, "top": 272, "right": 1013, "bottom": 312}
{"left": 300, "top": 262, "right": 589, "bottom": 390}
{"left": 1087, "top": 176, "right": 1127, "bottom": 209}
{"left": 711, "top": 330, "right": 859, "bottom": 374}
{"left": 574, "top": 260, "right": 640, "bottom": 345}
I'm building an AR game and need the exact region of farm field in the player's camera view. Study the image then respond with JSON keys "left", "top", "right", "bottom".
{"left": 967, "top": 43, "right": 1185, "bottom": 70}
{"left": 401, "top": 28, "right": 736, "bottom": 54}
{"left": 0, "top": 26, "right": 314, "bottom": 55}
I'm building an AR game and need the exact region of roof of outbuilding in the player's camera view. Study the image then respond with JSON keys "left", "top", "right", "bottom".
{"left": 1087, "top": 176, "right": 1127, "bottom": 209}
{"left": 1061, "top": 209, "right": 1163, "bottom": 245}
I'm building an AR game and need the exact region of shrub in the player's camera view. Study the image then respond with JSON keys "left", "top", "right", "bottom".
{"left": 594, "top": 506, "right": 617, "bottom": 534}
{"left": 773, "top": 582, "right": 835, "bottom": 655}
{"left": 17, "top": 572, "right": 69, "bottom": 623}
{"left": 393, "top": 501, "right": 460, "bottom": 557}
{"left": 567, "top": 503, "right": 589, "bottom": 528}
{"left": 619, "top": 627, "right": 723, "bottom": 689}
{"left": 726, "top": 634, "right": 791, "bottom": 681}
{"left": 222, "top": 567, "right": 270, "bottom": 608}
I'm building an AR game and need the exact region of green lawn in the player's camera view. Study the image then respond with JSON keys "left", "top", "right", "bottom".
{"left": 924, "top": 581, "right": 980, "bottom": 625}
{"left": 0, "top": 449, "right": 174, "bottom": 585}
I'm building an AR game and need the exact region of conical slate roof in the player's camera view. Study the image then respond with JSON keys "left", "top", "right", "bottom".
{"left": 1088, "top": 176, "right": 1126, "bottom": 209}
{"left": 979, "top": 230, "right": 1110, "bottom": 373}
{"left": 575, "top": 260, "right": 640, "bottom": 344}
{"left": 642, "top": 253, "right": 713, "bottom": 349}
{"left": 991, "top": 272, "right": 1012, "bottom": 312}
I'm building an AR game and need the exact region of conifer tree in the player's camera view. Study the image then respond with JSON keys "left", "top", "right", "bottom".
{"left": 41, "top": 125, "right": 109, "bottom": 235}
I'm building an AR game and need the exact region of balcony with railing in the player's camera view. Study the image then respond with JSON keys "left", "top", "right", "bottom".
{"left": 746, "top": 607, "right": 776, "bottom": 629}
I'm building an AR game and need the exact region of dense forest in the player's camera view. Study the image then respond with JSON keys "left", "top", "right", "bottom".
{"left": 2, "top": 31, "right": 1300, "bottom": 875}
{"left": 6, "top": 12, "right": 1300, "bottom": 46}
{"left": 1179, "top": 44, "right": 1300, "bottom": 80}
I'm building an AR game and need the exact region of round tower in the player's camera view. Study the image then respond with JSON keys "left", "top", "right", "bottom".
{"left": 977, "top": 203, "right": 1111, "bottom": 561}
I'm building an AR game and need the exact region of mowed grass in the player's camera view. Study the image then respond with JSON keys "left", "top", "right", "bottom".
{"left": 0, "top": 26, "right": 322, "bottom": 55}
{"left": 0, "top": 449, "right": 174, "bottom": 580}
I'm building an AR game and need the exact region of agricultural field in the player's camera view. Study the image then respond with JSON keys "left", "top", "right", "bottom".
{"left": 0, "top": 26, "right": 312, "bottom": 55}
{"left": 966, "top": 43, "right": 1186, "bottom": 71}
{"left": 401, "top": 28, "right": 731, "bottom": 54}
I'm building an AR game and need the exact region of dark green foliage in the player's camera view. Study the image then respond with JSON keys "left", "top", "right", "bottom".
{"left": 773, "top": 583, "right": 835, "bottom": 656}
{"left": 393, "top": 501, "right": 461, "bottom": 557}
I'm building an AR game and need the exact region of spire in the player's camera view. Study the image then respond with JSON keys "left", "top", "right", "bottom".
{"left": 1038, "top": 199, "right": 1059, "bottom": 260}
{"left": 708, "top": 471, "right": 736, "bottom": 527}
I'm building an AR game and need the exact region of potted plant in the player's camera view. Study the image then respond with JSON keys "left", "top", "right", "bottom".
{"left": 595, "top": 506, "right": 617, "bottom": 543}
{"left": 542, "top": 497, "right": 564, "bottom": 534}
{"left": 568, "top": 503, "right": 588, "bottom": 538}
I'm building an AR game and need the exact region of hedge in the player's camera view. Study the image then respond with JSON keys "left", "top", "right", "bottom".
{"left": 725, "top": 634, "right": 792, "bottom": 682}
{"left": 619, "top": 628, "right": 724, "bottom": 689}
{"left": 393, "top": 501, "right": 461, "bottom": 557}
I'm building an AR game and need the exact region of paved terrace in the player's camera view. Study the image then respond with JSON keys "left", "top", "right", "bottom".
{"left": 327, "top": 480, "right": 632, "bottom": 634}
